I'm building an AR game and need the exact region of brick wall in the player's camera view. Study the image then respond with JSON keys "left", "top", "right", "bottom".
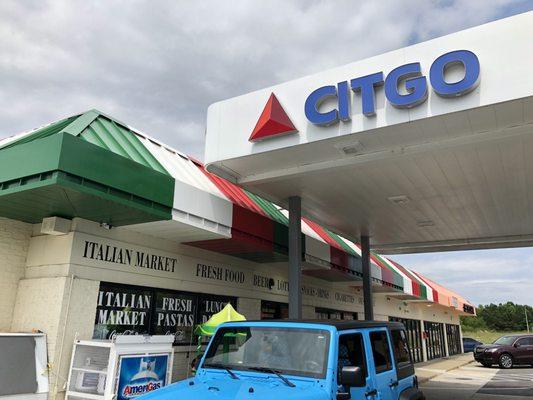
{"left": 0, "top": 217, "right": 32, "bottom": 330}
{"left": 11, "top": 277, "right": 100, "bottom": 400}
{"left": 302, "top": 305, "right": 316, "bottom": 319}
{"left": 237, "top": 297, "right": 261, "bottom": 320}
{"left": 172, "top": 348, "right": 198, "bottom": 382}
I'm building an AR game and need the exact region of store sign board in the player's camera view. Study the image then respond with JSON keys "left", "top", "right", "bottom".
{"left": 72, "top": 233, "right": 249, "bottom": 286}
{"left": 206, "top": 14, "right": 533, "bottom": 167}
{"left": 73, "top": 233, "right": 362, "bottom": 317}
{"left": 79, "top": 236, "right": 178, "bottom": 273}
{"left": 117, "top": 354, "right": 169, "bottom": 399}
{"left": 305, "top": 50, "right": 480, "bottom": 126}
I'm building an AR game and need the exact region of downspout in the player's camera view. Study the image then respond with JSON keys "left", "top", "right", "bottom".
{"left": 53, "top": 274, "right": 75, "bottom": 398}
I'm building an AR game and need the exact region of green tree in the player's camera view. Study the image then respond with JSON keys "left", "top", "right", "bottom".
{"left": 460, "top": 314, "right": 487, "bottom": 331}
{"left": 462, "top": 302, "right": 533, "bottom": 332}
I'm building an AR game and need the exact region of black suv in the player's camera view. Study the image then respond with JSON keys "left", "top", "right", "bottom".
{"left": 474, "top": 334, "right": 533, "bottom": 368}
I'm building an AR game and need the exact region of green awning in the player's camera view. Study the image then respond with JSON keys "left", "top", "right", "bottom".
{"left": 0, "top": 130, "right": 173, "bottom": 226}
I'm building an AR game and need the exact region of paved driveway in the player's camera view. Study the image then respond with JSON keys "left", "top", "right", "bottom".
{"left": 421, "top": 363, "right": 533, "bottom": 400}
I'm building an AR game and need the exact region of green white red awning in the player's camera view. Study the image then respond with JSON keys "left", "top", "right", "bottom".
{"left": 0, "top": 110, "right": 475, "bottom": 314}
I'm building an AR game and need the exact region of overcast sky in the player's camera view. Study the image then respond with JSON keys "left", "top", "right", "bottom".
{"left": 1, "top": 0, "right": 533, "bottom": 306}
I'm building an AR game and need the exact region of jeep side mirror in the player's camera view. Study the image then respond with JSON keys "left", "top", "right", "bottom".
{"left": 339, "top": 366, "right": 365, "bottom": 388}
{"left": 514, "top": 342, "right": 521, "bottom": 348}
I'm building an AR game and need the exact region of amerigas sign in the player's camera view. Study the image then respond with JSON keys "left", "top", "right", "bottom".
{"left": 305, "top": 50, "right": 480, "bottom": 126}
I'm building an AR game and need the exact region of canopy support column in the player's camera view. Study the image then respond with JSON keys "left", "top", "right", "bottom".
{"left": 361, "top": 234, "right": 373, "bottom": 320}
{"left": 288, "top": 196, "right": 302, "bottom": 319}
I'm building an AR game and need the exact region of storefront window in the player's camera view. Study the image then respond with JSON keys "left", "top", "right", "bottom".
{"left": 198, "top": 294, "right": 233, "bottom": 324}
{"left": 93, "top": 282, "right": 236, "bottom": 345}
{"left": 153, "top": 290, "right": 196, "bottom": 344}
{"left": 315, "top": 307, "right": 358, "bottom": 321}
{"left": 261, "top": 300, "right": 288, "bottom": 319}
{"left": 93, "top": 283, "right": 153, "bottom": 340}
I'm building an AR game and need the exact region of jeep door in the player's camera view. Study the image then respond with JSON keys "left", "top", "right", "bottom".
{"left": 389, "top": 328, "right": 416, "bottom": 395}
{"left": 368, "top": 328, "right": 398, "bottom": 400}
{"left": 337, "top": 331, "right": 375, "bottom": 399}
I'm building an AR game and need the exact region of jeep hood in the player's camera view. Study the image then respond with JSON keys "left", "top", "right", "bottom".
{"left": 138, "top": 375, "right": 329, "bottom": 400}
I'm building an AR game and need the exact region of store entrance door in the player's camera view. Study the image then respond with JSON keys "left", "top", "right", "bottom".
{"left": 424, "top": 321, "right": 446, "bottom": 360}
{"left": 446, "top": 324, "right": 462, "bottom": 356}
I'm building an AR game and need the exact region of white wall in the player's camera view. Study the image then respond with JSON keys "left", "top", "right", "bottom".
{"left": 0, "top": 217, "right": 32, "bottom": 330}
{"left": 2, "top": 216, "right": 466, "bottom": 399}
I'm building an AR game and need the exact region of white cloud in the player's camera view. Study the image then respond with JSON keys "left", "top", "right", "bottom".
{"left": 391, "top": 247, "right": 533, "bottom": 306}
{"left": 1, "top": 1, "right": 532, "bottom": 305}
{"left": 0, "top": 0, "right": 531, "bottom": 158}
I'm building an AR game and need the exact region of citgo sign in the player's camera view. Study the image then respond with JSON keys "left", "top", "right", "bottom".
{"left": 304, "top": 50, "right": 480, "bottom": 126}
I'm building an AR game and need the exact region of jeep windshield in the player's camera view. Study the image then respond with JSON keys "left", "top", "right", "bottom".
{"left": 202, "top": 326, "right": 330, "bottom": 379}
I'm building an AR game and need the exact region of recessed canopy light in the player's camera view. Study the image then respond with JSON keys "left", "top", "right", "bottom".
{"left": 387, "top": 195, "right": 410, "bottom": 205}
{"left": 335, "top": 140, "right": 364, "bottom": 155}
{"left": 417, "top": 220, "right": 435, "bottom": 227}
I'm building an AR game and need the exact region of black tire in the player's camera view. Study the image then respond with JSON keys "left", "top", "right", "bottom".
{"left": 498, "top": 353, "right": 513, "bottom": 369}
{"left": 481, "top": 362, "right": 492, "bottom": 368}
{"left": 399, "top": 387, "right": 426, "bottom": 400}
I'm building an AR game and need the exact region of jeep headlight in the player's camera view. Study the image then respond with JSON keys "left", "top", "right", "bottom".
{"left": 485, "top": 348, "right": 498, "bottom": 353}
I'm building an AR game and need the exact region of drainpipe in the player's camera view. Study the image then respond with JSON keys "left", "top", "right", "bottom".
{"left": 53, "top": 274, "right": 75, "bottom": 399}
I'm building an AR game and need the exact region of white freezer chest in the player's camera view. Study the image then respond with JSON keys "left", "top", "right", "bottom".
{"left": 66, "top": 335, "right": 174, "bottom": 400}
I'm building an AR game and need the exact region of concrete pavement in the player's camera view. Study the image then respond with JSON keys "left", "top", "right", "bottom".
{"left": 415, "top": 353, "right": 474, "bottom": 383}
{"left": 419, "top": 356, "right": 533, "bottom": 400}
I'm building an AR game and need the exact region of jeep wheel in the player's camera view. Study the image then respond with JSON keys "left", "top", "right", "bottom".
{"left": 481, "top": 362, "right": 492, "bottom": 368}
{"left": 498, "top": 354, "right": 513, "bottom": 369}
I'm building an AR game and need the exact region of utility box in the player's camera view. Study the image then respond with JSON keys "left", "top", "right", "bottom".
{"left": 66, "top": 335, "right": 174, "bottom": 400}
{"left": 0, "top": 333, "right": 49, "bottom": 400}
{"left": 41, "top": 216, "right": 71, "bottom": 235}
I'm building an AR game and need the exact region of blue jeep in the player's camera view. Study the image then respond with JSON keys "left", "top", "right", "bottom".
{"left": 140, "top": 320, "right": 425, "bottom": 400}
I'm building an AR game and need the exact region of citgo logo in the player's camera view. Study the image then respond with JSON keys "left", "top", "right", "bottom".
{"left": 249, "top": 93, "right": 297, "bottom": 142}
{"left": 122, "top": 380, "right": 163, "bottom": 398}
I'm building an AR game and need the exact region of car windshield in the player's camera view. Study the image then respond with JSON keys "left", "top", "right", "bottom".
{"left": 493, "top": 336, "right": 516, "bottom": 346}
{"left": 202, "top": 326, "right": 330, "bottom": 378}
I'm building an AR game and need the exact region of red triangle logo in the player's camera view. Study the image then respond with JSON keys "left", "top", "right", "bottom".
{"left": 249, "top": 93, "right": 297, "bottom": 142}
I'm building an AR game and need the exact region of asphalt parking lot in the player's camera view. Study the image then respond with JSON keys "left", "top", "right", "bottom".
{"left": 421, "top": 363, "right": 533, "bottom": 400}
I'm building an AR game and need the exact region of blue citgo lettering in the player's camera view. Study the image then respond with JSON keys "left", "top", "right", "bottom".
{"left": 350, "top": 72, "right": 384, "bottom": 116}
{"left": 385, "top": 62, "right": 428, "bottom": 109}
{"left": 337, "top": 81, "right": 351, "bottom": 121}
{"left": 304, "top": 85, "right": 339, "bottom": 126}
{"left": 304, "top": 50, "right": 480, "bottom": 125}
{"left": 430, "top": 50, "right": 480, "bottom": 97}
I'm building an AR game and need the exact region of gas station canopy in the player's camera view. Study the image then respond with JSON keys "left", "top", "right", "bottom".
{"left": 204, "top": 12, "right": 533, "bottom": 254}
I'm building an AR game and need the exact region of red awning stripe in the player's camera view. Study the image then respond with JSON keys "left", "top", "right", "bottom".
{"left": 411, "top": 270, "right": 440, "bottom": 304}
{"left": 387, "top": 259, "right": 426, "bottom": 300}
{"left": 197, "top": 164, "right": 267, "bottom": 216}
{"left": 303, "top": 218, "right": 347, "bottom": 250}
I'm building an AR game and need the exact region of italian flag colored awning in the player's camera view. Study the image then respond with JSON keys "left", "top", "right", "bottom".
{"left": 0, "top": 109, "right": 475, "bottom": 313}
